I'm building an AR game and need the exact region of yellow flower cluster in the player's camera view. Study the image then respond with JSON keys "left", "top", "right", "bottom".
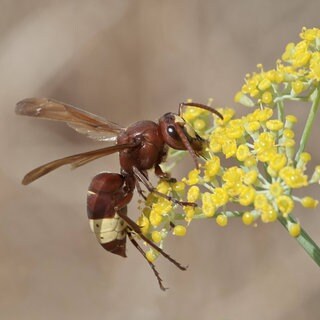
{"left": 235, "top": 27, "right": 320, "bottom": 108}
{"left": 137, "top": 27, "right": 320, "bottom": 262}
{"left": 182, "top": 106, "right": 318, "bottom": 225}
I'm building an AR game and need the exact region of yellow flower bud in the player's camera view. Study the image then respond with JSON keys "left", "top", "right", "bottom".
{"left": 288, "top": 222, "right": 301, "bottom": 237}
{"left": 301, "top": 196, "right": 319, "bottom": 208}
{"left": 216, "top": 214, "right": 228, "bottom": 227}
{"left": 173, "top": 225, "right": 187, "bottom": 236}
{"left": 146, "top": 249, "right": 158, "bottom": 262}
{"left": 236, "top": 144, "right": 250, "bottom": 161}
{"left": 266, "top": 119, "right": 284, "bottom": 131}
{"left": 242, "top": 211, "right": 255, "bottom": 225}
{"left": 151, "top": 231, "right": 162, "bottom": 243}
{"left": 276, "top": 195, "right": 294, "bottom": 217}
{"left": 187, "top": 186, "right": 200, "bottom": 202}
{"left": 172, "top": 181, "right": 186, "bottom": 193}
{"left": 261, "top": 91, "right": 273, "bottom": 104}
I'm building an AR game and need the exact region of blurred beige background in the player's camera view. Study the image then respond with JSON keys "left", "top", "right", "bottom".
{"left": 1, "top": 0, "right": 320, "bottom": 319}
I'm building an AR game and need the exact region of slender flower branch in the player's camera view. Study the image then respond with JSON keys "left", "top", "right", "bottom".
{"left": 295, "top": 85, "right": 320, "bottom": 162}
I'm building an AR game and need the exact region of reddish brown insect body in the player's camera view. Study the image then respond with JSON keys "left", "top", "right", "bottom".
{"left": 87, "top": 172, "right": 135, "bottom": 257}
{"left": 16, "top": 98, "right": 223, "bottom": 290}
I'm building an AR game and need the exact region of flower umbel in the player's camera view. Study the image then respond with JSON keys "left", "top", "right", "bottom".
{"left": 137, "top": 27, "right": 320, "bottom": 267}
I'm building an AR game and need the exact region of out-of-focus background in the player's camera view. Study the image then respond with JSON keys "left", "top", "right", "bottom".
{"left": 2, "top": 1, "right": 320, "bottom": 319}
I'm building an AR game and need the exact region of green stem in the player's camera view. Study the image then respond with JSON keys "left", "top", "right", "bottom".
{"left": 295, "top": 86, "right": 320, "bottom": 162}
{"left": 278, "top": 216, "right": 320, "bottom": 267}
{"left": 277, "top": 99, "right": 285, "bottom": 123}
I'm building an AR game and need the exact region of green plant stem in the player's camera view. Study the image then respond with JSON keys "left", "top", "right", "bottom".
{"left": 278, "top": 216, "right": 320, "bottom": 267}
{"left": 277, "top": 99, "right": 285, "bottom": 123}
{"left": 295, "top": 86, "right": 320, "bottom": 162}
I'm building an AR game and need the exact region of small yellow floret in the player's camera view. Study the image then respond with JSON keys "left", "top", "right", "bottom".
{"left": 172, "top": 181, "right": 186, "bottom": 193}
{"left": 301, "top": 196, "right": 319, "bottom": 208}
{"left": 202, "top": 192, "right": 216, "bottom": 217}
{"left": 285, "top": 115, "right": 298, "bottom": 127}
{"left": 146, "top": 249, "right": 158, "bottom": 262}
{"left": 236, "top": 144, "right": 250, "bottom": 161}
{"left": 151, "top": 231, "right": 162, "bottom": 243}
{"left": 283, "top": 129, "right": 295, "bottom": 139}
{"left": 149, "top": 210, "right": 163, "bottom": 226}
{"left": 184, "top": 168, "right": 200, "bottom": 185}
{"left": 261, "top": 91, "right": 273, "bottom": 104}
{"left": 242, "top": 212, "right": 255, "bottom": 225}
{"left": 156, "top": 181, "right": 171, "bottom": 194}
{"left": 261, "top": 205, "right": 278, "bottom": 223}
{"left": 239, "top": 186, "right": 256, "bottom": 206}
{"left": 292, "top": 80, "right": 304, "bottom": 94}
{"left": 276, "top": 195, "right": 294, "bottom": 217}
{"left": 204, "top": 157, "right": 220, "bottom": 179}
{"left": 243, "top": 170, "right": 258, "bottom": 185}
{"left": 187, "top": 186, "right": 200, "bottom": 202}
{"left": 137, "top": 215, "right": 150, "bottom": 234}
{"left": 279, "top": 166, "right": 308, "bottom": 188}
{"left": 269, "top": 182, "right": 283, "bottom": 197}
{"left": 299, "top": 152, "right": 311, "bottom": 163}
{"left": 211, "top": 187, "right": 229, "bottom": 207}
{"left": 173, "top": 225, "right": 187, "bottom": 236}
{"left": 266, "top": 119, "right": 284, "bottom": 131}
{"left": 258, "top": 78, "right": 272, "bottom": 91}
{"left": 216, "top": 214, "right": 228, "bottom": 227}
{"left": 288, "top": 222, "right": 301, "bottom": 237}
{"left": 269, "top": 153, "right": 287, "bottom": 171}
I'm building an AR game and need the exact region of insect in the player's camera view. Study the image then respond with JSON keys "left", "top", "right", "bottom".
{"left": 16, "top": 97, "right": 223, "bottom": 290}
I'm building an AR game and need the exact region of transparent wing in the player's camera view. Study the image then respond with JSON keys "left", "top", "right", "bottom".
{"left": 16, "top": 97, "right": 125, "bottom": 141}
{"left": 22, "top": 142, "right": 139, "bottom": 185}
